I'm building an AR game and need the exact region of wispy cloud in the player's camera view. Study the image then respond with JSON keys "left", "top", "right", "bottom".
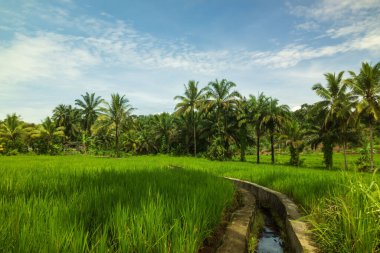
{"left": 296, "top": 21, "right": 319, "bottom": 32}
{"left": 288, "top": 0, "right": 380, "bottom": 39}
{"left": 288, "top": 0, "right": 380, "bottom": 21}
{"left": 2, "top": 0, "right": 380, "bottom": 88}
{"left": 1, "top": 0, "right": 379, "bottom": 122}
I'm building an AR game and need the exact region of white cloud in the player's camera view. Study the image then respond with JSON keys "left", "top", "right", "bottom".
{"left": 0, "top": 33, "right": 100, "bottom": 85}
{"left": 1, "top": 0, "right": 380, "bottom": 122}
{"left": 289, "top": 0, "right": 380, "bottom": 21}
{"left": 296, "top": 21, "right": 319, "bottom": 31}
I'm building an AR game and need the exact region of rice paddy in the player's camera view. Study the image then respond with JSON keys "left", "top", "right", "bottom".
{"left": 0, "top": 156, "right": 234, "bottom": 252}
{"left": 0, "top": 154, "right": 379, "bottom": 252}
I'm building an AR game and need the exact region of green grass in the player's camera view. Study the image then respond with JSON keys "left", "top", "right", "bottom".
{"left": 0, "top": 156, "right": 234, "bottom": 252}
{"left": 244, "top": 152, "right": 380, "bottom": 170}
{"left": 1, "top": 154, "right": 379, "bottom": 252}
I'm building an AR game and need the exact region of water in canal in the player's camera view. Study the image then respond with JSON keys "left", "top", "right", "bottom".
{"left": 256, "top": 208, "right": 285, "bottom": 253}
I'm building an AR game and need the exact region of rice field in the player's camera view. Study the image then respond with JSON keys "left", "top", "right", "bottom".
{"left": 0, "top": 156, "right": 234, "bottom": 252}
{"left": 1, "top": 154, "right": 379, "bottom": 252}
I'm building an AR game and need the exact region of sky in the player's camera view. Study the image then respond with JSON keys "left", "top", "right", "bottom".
{"left": 1, "top": 0, "right": 380, "bottom": 123}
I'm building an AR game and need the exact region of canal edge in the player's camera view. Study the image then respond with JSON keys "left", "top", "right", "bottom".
{"left": 224, "top": 177, "right": 318, "bottom": 253}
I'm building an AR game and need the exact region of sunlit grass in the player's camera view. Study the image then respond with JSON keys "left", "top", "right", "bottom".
{"left": 0, "top": 156, "right": 234, "bottom": 252}
{"left": 244, "top": 152, "right": 380, "bottom": 170}
{"left": 1, "top": 154, "right": 379, "bottom": 252}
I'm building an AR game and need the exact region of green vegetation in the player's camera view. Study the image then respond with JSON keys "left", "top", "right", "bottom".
{"left": 1, "top": 61, "right": 379, "bottom": 172}
{"left": 0, "top": 156, "right": 234, "bottom": 252}
{"left": 0, "top": 62, "right": 379, "bottom": 252}
{"left": 1, "top": 155, "right": 379, "bottom": 252}
{"left": 248, "top": 211, "right": 264, "bottom": 253}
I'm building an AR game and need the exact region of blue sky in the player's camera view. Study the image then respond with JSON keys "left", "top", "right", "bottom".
{"left": 1, "top": 0, "right": 380, "bottom": 122}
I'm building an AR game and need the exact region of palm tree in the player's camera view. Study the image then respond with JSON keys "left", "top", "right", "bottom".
{"left": 0, "top": 113, "right": 24, "bottom": 150}
{"left": 94, "top": 93, "right": 134, "bottom": 157}
{"left": 174, "top": 80, "right": 204, "bottom": 156}
{"left": 30, "top": 117, "right": 65, "bottom": 153}
{"left": 346, "top": 62, "right": 380, "bottom": 170}
{"left": 153, "top": 113, "right": 176, "bottom": 153}
{"left": 336, "top": 99, "right": 357, "bottom": 170}
{"left": 248, "top": 93, "right": 269, "bottom": 164}
{"left": 313, "top": 72, "right": 350, "bottom": 124}
{"left": 236, "top": 97, "right": 257, "bottom": 162}
{"left": 313, "top": 71, "right": 355, "bottom": 169}
{"left": 203, "top": 79, "right": 241, "bottom": 152}
{"left": 262, "top": 98, "right": 290, "bottom": 164}
{"left": 52, "top": 104, "right": 81, "bottom": 141}
{"left": 281, "top": 120, "right": 305, "bottom": 166}
{"left": 75, "top": 92, "right": 103, "bottom": 136}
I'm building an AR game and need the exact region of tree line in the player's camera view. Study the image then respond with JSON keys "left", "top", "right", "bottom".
{"left": 1, "top": 61, "right": 379, "bottom": 170}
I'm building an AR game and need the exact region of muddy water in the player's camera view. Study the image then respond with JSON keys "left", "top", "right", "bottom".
{"left": 256, "top": 208, "right": 285, "bottom": 253}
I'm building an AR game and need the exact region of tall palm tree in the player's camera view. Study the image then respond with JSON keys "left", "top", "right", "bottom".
{"left": 94, "top": 93, "right": 134, "bottom": 157}
{"left": 262, "top": 98, "right": 290, "bottom": 164}
{"left": 313, "top": 72, "right": 350, "bottom": 124}
{"left": 75, "top": 92, "right": 103, "bottom": 136}
{"left": 312, "top": 71, "right": 347, "bottom": 169}
{"left": 346, "top": 62, "right": 380, "bottom": 170}
{"left": 174, "top": 80, "right": 204, "bottom": 156}
{"left": 313, "top": 71, "right": 355, "bottom": 169}
{"left": 0, "top": 113, "right": 24, "bottom": 150}
{"left": 236, "top": 97, "right": 257, "bottom": 162}
{"left": 336, "top": 99, "right": 357, "bottom": 170}
{"left": 248, "top": 93, "right": 269, "bottom": 164}
{"left": 203, "top": 79, "right": 241, "bottom": 150}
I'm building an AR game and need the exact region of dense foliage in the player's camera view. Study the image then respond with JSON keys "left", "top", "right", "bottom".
{"left": 1, "top": 62, "right": 379, "bottom": 170}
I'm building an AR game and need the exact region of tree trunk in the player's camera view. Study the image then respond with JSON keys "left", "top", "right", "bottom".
{"left": 185, "top": 134, "right": 189, "bottom": 154}
{"left": 193, "top": 110, "right": 197, "bottom": 157}
{"left": 370, "top": 124, "right": 374, "bottom": 171}
{"left": 240, "top": 126, "right": 247, "bottom": 162}
{"left": 289, "top": 145, "right": 300, "bottom": 166}
{"left": 343, "top": 141, "right": 348, "bottom": 170}
{"left": 115, "top": 124, "right": 119, "bottom": 157}
{"left": 323, "top": 138, "right": 333, "bottom": 169}
{"left": 256, "top": 128, "right": 260, "bottom": 164}
{"left": 270, "top": 133, "right": 275, "bottom": 164}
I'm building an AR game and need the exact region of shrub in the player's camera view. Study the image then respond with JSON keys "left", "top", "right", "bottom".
{"left": 355, "top": 145, "right": 371, "bottom": 172}
{"left": 206, "top": 137, "right": 226, "bottom": 161}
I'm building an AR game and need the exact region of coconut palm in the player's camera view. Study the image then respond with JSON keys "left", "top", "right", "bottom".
{"left": 248, "top": 93, "right": 270, "bottom": 164}
{"left": 75, "top": 92, "right": 103, "bottom": 136}
{"left": 203, "top": 79, "right": 241, "bottom": 151}
{"left": 52, "top": 104, "right": 81, "bottom": 141}
{"left": 262, "top": 98, "right": 290, "bottom": 164}
{"left": 0, "top": 113, "right": 24, "bottom": 150}
{"left": 94, "top": 93, "right": 134, "bottom": 157}
{"left": 30, "top": 117, "right": 65, "bottom": 154}
{"left": 281, "top": 120, "right": 305, "bottom": 166}
{"left": 153, "top": 113, "right": 176, "bottom": 153}
{"left": 174, "top": 80, "right": 204, "bottom": 156}
{"left": 312, "top": 72, "right": 352, "bottom": 124}
{"left": 235, "top": 97, "right": 257, "bottom": 161}
{"left": 336, "top": 99, "right": 357, "bottom": 170}
{"left": 346, "top": 62, "right": 380, "bottom": 170}
{"left": 312, "top": 71, "right": 353, "bottom": 169}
